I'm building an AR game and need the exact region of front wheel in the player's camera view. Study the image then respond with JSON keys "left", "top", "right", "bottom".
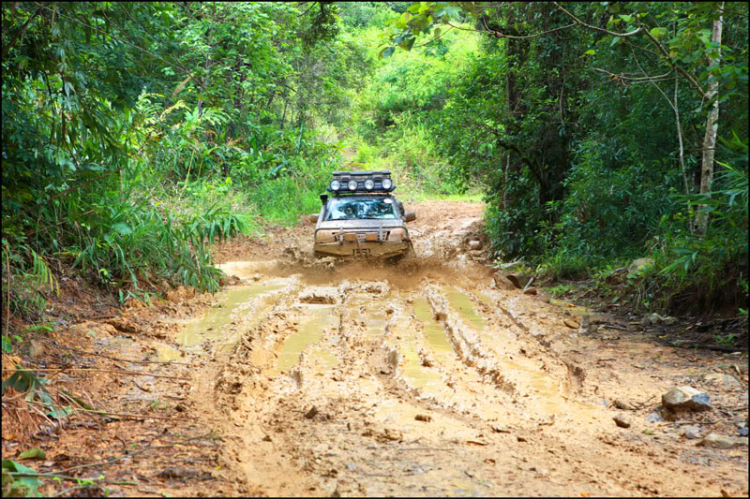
{"left": 385, "top": 252, "right": 407, "bottom": 265}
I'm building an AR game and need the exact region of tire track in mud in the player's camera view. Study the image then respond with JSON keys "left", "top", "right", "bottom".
{"left": 209, "top": 273, "right": 592, "bottom": 495}
{"left": 180, "top": 201, "right": 748, "bottom": 497}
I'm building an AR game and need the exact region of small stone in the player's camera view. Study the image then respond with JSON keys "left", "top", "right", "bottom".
{"left": 697, "top": 433, "right": 749, "bottom": 449}
{"left": 493, "top": 273, "right": 517, "bottom": 291}
{"left": 304, "top": 406, "right": 319, "bottom": 420}
{"left": 682, "top": 426, "right": 702, "bottom": 440}
{"left": 662, "top": 386, "right": 712, "bottom": 412}
{"left": 613, "top": 415, "right": 631, "bottom": 428}
{"left": 523, "top": 288, "right": 538, "bottom": 295}
{"left": 614, "top": 399, "right": 636, "bottom": 411}
{"left": 564, "top": 319, "right": 580, "bottom": 329}
{"left": 646, "top": 411, "right": 664, "bottom": 423}
{"left": 739, "top": 428, "right": 749, "bottom": 437}
{"left": 415, "top": 414, "right": 432, "bottom": 422}
{"left": 468, "top": 240, "right": 482, "bottom": 250}
{"left": 262, "top": 435, "right": 272, "bottom": 442}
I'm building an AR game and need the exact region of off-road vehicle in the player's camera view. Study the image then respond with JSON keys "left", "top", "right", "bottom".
{"left": 310, "top": 171, "right": 416, "bottom": 259}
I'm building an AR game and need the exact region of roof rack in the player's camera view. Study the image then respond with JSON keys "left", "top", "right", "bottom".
{"left": 328, "top": 171, "right": 395, "bottom": 194}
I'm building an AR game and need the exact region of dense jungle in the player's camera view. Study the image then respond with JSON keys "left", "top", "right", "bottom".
{"left": 2, "top": 2, "right": 748, "bottom": 497}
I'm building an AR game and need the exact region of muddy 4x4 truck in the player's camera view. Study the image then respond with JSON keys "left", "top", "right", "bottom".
{"left": 311, "top": 171, "right": 416, "bottom": 259}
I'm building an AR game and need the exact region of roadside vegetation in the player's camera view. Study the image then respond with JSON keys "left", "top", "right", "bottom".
{"left": 2, "top": 2, "right": 748, "bottom": 362}
{"left": 1, "top": 3, "right": 748, "bottom": 496}
{"left": 378, "top": 2, "right": 748, "bottom": 324}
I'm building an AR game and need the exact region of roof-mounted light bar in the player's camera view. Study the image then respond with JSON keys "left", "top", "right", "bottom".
{"left": 327, "top": 171, "right": 395, "bottom": 194}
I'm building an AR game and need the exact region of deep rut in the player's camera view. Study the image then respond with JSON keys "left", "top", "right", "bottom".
{"left": 181, "top": 201, "right": 748, "bottom": 497}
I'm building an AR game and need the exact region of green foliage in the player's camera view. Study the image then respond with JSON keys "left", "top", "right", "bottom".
{"left": 546, "top": 284, "right": 575, "bottom": 298}
{"left": 1, "top": 1, "right": 360, "bottom": 325}
{"left": 1, "top": 242, "right": 58, "bottom": 326}
{"left": 1, "top": 0, "right": 747, "bottom": 331}
{"left": 383, "top": 1, "right": 747, "bottom": 316}
{"left": 2, "top": 459, "right": 42, "bottom": 497}
{"left": 648, "top": 159, "right": 748, "bottom": 312}
{"left": 344, "top": 5, "right": 480, "bottom": 198}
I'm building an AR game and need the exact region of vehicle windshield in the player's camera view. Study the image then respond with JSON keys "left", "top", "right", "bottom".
{"left": 325, "top": 196, "right": 399, "bottom": 221}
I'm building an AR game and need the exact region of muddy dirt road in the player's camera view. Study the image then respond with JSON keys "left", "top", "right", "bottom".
{"left": 7, "top": 201, "right": 746, "bottom": 497}
{"left": 191, "top": 201, "right": 747, "bottom": 497}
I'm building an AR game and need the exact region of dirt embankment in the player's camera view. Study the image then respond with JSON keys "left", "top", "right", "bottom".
{"left": 3, "top": 200, "right": 748, "bottom": 497}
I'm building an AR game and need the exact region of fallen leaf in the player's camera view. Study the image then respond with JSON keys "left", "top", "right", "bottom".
{"left": 18, "top": 448, "right": 46, "bottom": 460}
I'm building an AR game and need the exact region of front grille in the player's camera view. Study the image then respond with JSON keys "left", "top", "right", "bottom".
{"left": 334, "top": 231, "right": 390, "bottom": 242}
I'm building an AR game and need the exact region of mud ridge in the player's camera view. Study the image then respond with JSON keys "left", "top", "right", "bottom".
{"left": 423, "top": 283, "right": 518, "bottom": 396}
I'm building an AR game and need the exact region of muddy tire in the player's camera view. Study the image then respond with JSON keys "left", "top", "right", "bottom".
{"left": 383, "top": 253, "right": 404, "bottom": 265}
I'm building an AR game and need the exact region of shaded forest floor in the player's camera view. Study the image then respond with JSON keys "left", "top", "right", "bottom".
{"left": 2, "top": 200, "right": 748, "bottom": 497}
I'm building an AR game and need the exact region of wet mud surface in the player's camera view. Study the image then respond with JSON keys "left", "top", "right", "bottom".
{"left": 205, "top": 202, "right": 748, "bottom": 497}
{"left": 4, "top": 201, "right": 747, "bottom": 497}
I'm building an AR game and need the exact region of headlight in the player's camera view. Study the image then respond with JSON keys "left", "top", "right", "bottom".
{"left": 315, "top": 230, "right": 336, "bottom": 243}
{"left": 330, "top": 180, "right": 340, "bottom": 191}
{"left": 348, "top": 180, "right": 358, "bottom": 191}
{"left": 364, "top": 179, "right": 374, "bottom": 190}
{"left": 388, "top": 228, "right": 406, "bottom": 241}
{"left": 382, "top": 178, "right": 393, "bottom": 189}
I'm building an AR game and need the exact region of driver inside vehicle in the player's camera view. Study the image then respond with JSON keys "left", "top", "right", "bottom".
{"left": 326, "top": 197, "right": 398, "bottom": 221}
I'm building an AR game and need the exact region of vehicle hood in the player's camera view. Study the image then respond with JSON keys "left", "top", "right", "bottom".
{"left": 318, "top": 219, "right": 405, "bottom": 231}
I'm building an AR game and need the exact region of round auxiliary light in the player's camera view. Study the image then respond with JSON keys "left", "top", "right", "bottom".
{"left": 348, "top": 180, "right": 358, "bottom": 191}
{"left": 330, "top": 180, "right": 341, "bottom": 191}
{"left": 382, "top": 178, "right": 393, "bottom": 190}
{"left": 364, "top": 179, "right": 375, "bottom": 190}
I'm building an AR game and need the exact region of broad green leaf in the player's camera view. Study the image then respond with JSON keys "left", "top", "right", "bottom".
{"left": 380, "top": 46, "right": 396, "bottom": 58}
{"left": 111, "top": 222, "right": 133, "bottom": 235}
{"left": 2, "top": 459, "right": 42, "bottom": 497}
{"left": 17, "top": 448, "right": 46, "bottom": 461}
{"left": 1, "top": 337, "right": 11, "bottom": 354}
{"left": 47, "top": 406, "right": 74, "bottom": 420}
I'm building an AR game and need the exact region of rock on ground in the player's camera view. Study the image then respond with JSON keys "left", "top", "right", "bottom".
{"left": 662, "top": 386, "right": 712, "bottom": 412}
{"left": 697, "top": 433, "right": 749, "bottom": 449}
{"left": 682, "top": 426, "right": 702, "bottom": 440}
{"left": 613, "top": 415, "right": 631, "bottom": 428}
{"left": 493, "top": 273, "right": 518, "bottom": 291}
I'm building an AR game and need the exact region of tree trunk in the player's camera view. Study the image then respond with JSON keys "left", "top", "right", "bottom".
{"left": 197, "top": 53, "right": 210, "bottom": 117}
{"left": 695, "top": 3, "right": 724, "bottom": 236}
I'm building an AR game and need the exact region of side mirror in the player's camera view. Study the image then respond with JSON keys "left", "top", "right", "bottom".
{"left": 320, "top": 193, "right": 328, "bottom": 206}
{"left": 404, "top": 211, "right": 416, "bottom": 222}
